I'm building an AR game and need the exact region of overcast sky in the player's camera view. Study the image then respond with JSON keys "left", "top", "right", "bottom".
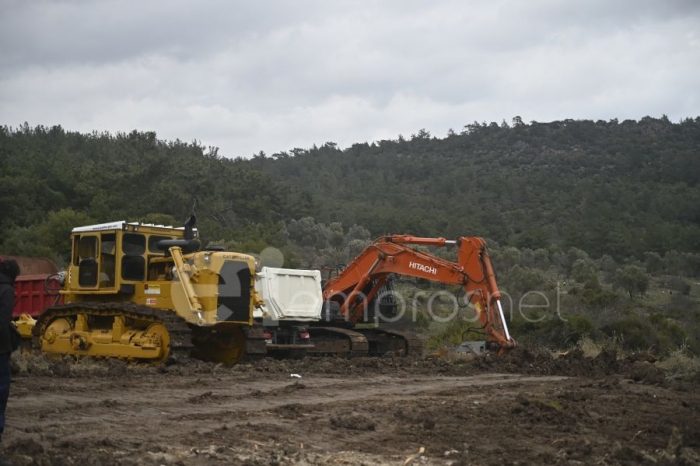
{"left": 1, "top": 0, "right": 699, "bottom": 158}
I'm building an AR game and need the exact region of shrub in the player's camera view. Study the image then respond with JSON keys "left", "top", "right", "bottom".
{"left": 508, "top": 309, "right": 570, "bottom": 349}
{"left": 656, "top": 350, "right": 700, "bottom": 381}
{"left": 575, "top": 336, "right": 603, "bottom": 358}
{"left": 425, "top": 320, "right": 487, "bottom": 350}
{"left": 579, "top": 288, "right": 620, "bottom": 308}
{"left": 565, "top": 314, "right": 597, "bottom": 343}
{"left": 602, "top": 315, "right": 657, "bottom": 351}
{"left": 668, "top": 276, "right": 691, "bottom": 296}
{"left": 648, "top": 314, "right": 687, "bottom": 354}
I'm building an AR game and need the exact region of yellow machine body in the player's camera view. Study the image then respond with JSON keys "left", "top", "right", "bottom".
{"left": 35, "top": 220, "right": 260, "bottom": 365}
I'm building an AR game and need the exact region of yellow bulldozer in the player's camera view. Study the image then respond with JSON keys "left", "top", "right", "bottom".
{"left": 30, "top": 214, "right": 265, "bottom": 365}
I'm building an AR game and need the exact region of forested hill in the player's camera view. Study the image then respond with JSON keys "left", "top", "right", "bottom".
{"left": 1, "top": 116, "right": 699, "bottom": 263}
{"left": 254, "top": 116, "right": 700, "bottom": 258}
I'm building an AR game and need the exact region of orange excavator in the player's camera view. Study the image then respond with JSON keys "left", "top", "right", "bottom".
{"left": 308, "top": 235, "right": 516, "bottom": 357}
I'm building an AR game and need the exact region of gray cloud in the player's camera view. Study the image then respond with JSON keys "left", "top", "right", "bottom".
{"left": 1, "top": 0, "right": 699, "bottom": 158}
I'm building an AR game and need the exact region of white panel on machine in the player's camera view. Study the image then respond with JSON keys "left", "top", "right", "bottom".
{"left": 255, "top": 267, "right": 323, "bottom": 322}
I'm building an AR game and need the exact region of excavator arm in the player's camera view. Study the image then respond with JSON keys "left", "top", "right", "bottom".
{"left": 323, "top": 235, "right": 515, "bottom": 353}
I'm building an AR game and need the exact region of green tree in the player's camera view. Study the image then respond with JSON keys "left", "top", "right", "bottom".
{"left": 346, "top": 238, "right": 370, "bottom": 259}
{"left": 533, "top": 248, "right": 550, "bottom": 270}
{"left": 504, "top": 265, "right": 546, "bottom": 294}
{"left": 614, "top": 265, "right": 649, "bottom": 298}
{"left": 680, "top": 252, "right": 700, "bottom": 277}
{"left": 500, "top": 247, "right": 521, "bottom": 270}
{"left": 565, "top": 248, "right": 589, "bottom": 277}
{"left": 598, "top": 255, "right": 618, "bottom": 283}
{"left": 644, "top": 251, "right": 663, "bottom": 274}
{"left": 287, "top": 217, "right": 331, "bottom": 249}
{"left": 329, "top": 222, "right": 345, "bottom": 248}
{"left": 571, "top": 259, "right": 597, "bottom": 284}
{"left": 38, "top": 208, "right": 94, "bottom": 263}
{"left": 346, "top": 224, "right": 371, "bottom": 243}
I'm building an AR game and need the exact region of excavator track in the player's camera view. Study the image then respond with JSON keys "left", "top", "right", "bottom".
{"left": 357, "top": 328, "right": 424, "bottom": 357}
{"left": 400, "top": 330, "right": 425, "bottom": 356}
{"left": 33, "top": 302, "right": 193, "bottom": 363}
{"left": 307, "top": 327, "right": 369, "bottom": 357}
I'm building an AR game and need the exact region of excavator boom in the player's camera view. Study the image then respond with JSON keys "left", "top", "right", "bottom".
{"left": 323, "top": 235, "right": 515, "bottom": 353}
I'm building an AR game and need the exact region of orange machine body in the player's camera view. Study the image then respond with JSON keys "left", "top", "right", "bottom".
{"left": 322, "top": 235, "right": 515, "bottom": 353}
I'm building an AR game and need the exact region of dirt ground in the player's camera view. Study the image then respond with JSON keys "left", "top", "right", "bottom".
{"left": 2, "top": 348, "right": 700, "bottom": 465}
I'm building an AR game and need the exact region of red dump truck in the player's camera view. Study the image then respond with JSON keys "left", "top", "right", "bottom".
{"left": 1, "top": 255, "right": 64, "bottom": 318}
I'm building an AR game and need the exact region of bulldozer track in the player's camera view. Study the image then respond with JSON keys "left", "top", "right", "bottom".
{"left": 33, "top": 302, "right": 193, "bottom": 362}
{"left": 242, "top": 323, "right": 267, "bottom": 361}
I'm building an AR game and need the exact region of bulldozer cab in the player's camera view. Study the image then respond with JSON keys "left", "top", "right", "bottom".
{"left": 62, "top": 219, "right": 257, "bottom": 328}
{"left": 66, "top": 221, "right": 193, "bottom": 295}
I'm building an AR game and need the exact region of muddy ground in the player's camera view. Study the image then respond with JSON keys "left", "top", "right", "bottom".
{"left": 2, "top": 348, "right": 700, "bottom": 465}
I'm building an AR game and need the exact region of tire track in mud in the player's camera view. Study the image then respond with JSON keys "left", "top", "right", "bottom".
{"left": 7, "top": 373, "right": 567, "bottom": 457}
{"left": 4, "top": 358, "right": 700, "bottom": 465}
{"left": 10, "top": 373, "right": 566, "bottom": 425}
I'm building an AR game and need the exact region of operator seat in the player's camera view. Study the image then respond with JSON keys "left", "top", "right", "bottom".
{"left": 78, "top": 257, "right": 98, "bottom": 287}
